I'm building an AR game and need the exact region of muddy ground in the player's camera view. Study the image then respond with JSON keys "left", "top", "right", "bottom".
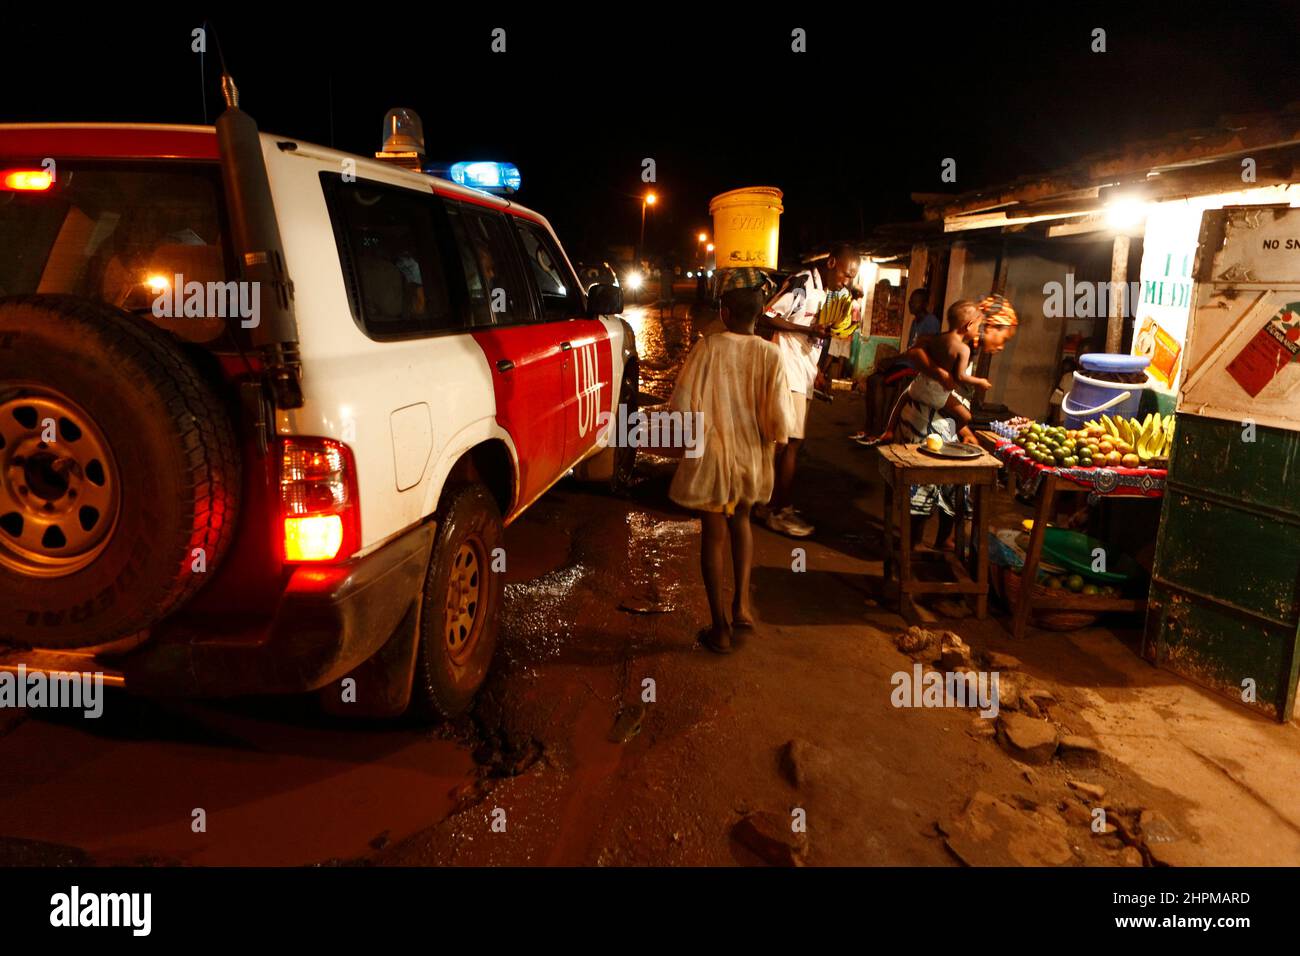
{"left": 2, "top": 305, "right": 1298, "bottom": 867}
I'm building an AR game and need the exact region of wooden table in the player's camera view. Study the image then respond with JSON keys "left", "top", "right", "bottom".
{"left": 975, "top": 430, "right": 1156, "bottom": 639}
{"left": 876, "top": 443, "right": 1002, "bottom": 620}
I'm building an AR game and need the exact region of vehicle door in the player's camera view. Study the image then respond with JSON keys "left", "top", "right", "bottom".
{"left": 447, "top": 201, "right": 566, "bottom": 510}
{"left": 512, "top": 216, "right": 613, "bottom": 467}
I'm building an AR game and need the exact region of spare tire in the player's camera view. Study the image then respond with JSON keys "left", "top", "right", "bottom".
{"left": 0, "top": 295, "right": 240, "bottom": 648}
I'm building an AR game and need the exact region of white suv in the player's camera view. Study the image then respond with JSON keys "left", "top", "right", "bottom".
{"left": 0, "top": 112, "right": 637, "bottom": 717}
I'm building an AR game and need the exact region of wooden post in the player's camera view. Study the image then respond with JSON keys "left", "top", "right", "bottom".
{"left": 944, "top": 240, "right": 969, "bottom": 312}
{"left": 992, "top": 238, "right": 1010, "bottom": 296}
{"left": 1107, "top": 234, "right": 1130, "bottom": 353}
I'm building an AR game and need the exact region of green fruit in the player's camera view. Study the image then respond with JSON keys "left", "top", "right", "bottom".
{"left": 1082, "top": 584, "right": 1100, "bottom": 595}
{"left": 1047, "top": 576, "right": 1063, "bottom": 589}
{"left": 1066, "top": 574, "right": 1085, "bottom": 592}
{"left": 1080, "top": 456, "right": 1093, "bottom": 467}
{"left": 1063, "top": 456, "right": 1077, "bottom": 467}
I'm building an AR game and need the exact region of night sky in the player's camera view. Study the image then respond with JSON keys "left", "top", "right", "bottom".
{"left": 5, "top": 5, "right": 1300, "bottom": 263}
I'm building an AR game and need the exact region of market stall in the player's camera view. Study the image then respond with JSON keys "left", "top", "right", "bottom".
{"left": 977, "top": 366, "right": 1178, "bottom": 638}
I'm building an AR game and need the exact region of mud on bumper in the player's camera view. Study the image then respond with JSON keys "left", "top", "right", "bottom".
{"left": 122, "top": 522, "right": 436, "bottom": 700}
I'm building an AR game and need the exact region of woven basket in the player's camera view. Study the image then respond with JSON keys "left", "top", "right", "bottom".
{"left": 1002, "top": 567, "right": 1100, "bottom": 631}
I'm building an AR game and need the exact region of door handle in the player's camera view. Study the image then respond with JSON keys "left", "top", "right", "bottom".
{"left": 560, "top": 341, "right": 573, "bottom": 351}
{"left": 496, "top": 358, "right": 515, "bottom": 373}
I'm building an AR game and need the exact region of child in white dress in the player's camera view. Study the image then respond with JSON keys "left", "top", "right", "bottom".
{"left": 668, "top": 288, "right": 793, "bottom": 653}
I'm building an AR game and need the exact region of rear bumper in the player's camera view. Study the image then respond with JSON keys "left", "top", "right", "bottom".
{"left": 122, "top": 522, "right": 436, "bottom": 696}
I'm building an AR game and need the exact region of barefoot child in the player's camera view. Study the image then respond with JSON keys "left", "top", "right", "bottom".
{"left": 668, "top": 287, "right": 793, "bottom": 653}
{"left": 907, "top": 300, "right": 993, "bottom": 393}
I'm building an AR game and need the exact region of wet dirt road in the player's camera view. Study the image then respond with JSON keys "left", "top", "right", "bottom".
{"left": 3, "top": 305, "right": 1298, "bottom": 867}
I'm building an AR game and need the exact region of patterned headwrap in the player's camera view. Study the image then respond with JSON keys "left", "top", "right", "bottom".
{"left": 976, "top": 294, "right": 1018, "bottom": 327}
{"left": 712, "top": 266, "right": 778, "bottom": 301}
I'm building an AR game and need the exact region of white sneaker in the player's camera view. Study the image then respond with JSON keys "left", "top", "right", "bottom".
{"left": 767, "top": 506, "right": 814, "bottom": 538}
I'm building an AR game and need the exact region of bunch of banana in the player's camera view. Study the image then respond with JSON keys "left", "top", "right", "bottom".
{"left": 817, "top": 292, "right": 856, "bottom": 338}
{"left": 1082, "top": 412, "right": 1177, "bottom": 460}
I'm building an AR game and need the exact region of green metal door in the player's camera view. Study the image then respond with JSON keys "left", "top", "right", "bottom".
{"left": 1144, "top": 414, "right": 1300, "bottom": 721}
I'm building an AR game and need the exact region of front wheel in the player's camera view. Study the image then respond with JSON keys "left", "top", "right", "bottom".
{"left": 412, "top": 483, "right": 504, "bottom": 718}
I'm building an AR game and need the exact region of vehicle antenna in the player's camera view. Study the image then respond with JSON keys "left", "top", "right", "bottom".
{"left": 202, "top": 19, "right": 238, "bottom": 109}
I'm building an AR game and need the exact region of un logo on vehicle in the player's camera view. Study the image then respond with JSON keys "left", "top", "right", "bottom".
{"left": 573, "top": 341, "right": 604, "bottom": 438}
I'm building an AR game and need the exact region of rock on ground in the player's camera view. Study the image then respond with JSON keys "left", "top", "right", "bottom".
{"left": 939, "top": 631, "right": 972, "bottom": 669}
{"left": 778, "top": 738, "right": 833, "bottom": 791}
{"left": 732, "top": 811, "right": 808, "bottom": 866}
{"left": 997, "top": 713, "right": 1059, "bottom": 765}
{"left": 1067, "top": 779, "right": 1106, "bottom": 801}
{"left": 985, "top": 652, "right": 1022, "bottom": 671}
{"left": 1058, "top": 735, "right": 1101, "bottom": 768}
{"left": 896, "top": 626, "right": 938, "bottom": 656}
{"left": 942, "top": 792, "right": 1074, "bottom": 866}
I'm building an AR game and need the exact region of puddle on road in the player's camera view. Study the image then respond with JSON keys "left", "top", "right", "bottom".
{"left": 623, "top": 305, "right": 694, "bottom": 403}
{"left": 620, "top": 511, "right": 697, "bottom": 615}
{"left": 501, "top": 564, "right": 589, "bottom": 662}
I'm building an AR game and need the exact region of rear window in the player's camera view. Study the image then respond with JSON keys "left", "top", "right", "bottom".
{"left": 0, "top": 162, "right": 233, "bottom": 344}
{"left": 320, "top": 173, "right": 457, "bottom": 339}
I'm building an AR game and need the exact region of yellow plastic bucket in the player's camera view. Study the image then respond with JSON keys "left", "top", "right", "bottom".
{"left": 709, "top": 187, "right": 783, "bottom": 270}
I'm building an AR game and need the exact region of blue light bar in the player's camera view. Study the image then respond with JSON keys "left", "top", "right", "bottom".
{"left": 447, "top": 161, "right": 521, "bottom": 194}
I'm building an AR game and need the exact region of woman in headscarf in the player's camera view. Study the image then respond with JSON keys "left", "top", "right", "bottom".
{"left": 896, "top": 293, "right": 1018, "bottom": 550}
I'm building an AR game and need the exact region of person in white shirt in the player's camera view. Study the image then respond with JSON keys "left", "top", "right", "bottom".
{"left": 668, "top": 288, "right": 794, "bottom": 653}
{"left": 757, "top": 243, "right": 860, "bottom": 537}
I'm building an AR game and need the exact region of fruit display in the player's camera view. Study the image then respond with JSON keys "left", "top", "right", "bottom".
{"left": 1038, "top": 572, "right": 1122, "bottom": 596}
{"left": 1008, "top": 413, "right": 1175, "bottom": 469}
{"left": 817, "top": 291, "right": 856, "bottom": 338}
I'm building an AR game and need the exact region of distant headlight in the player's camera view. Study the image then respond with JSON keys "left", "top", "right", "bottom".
{"left": 625, "top": 272, "right": 643, "bottom": 291}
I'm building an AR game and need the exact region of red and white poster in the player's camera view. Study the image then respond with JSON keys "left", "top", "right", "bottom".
{"left": 1225, "top": 303, "right": 1300, "bottom": 397}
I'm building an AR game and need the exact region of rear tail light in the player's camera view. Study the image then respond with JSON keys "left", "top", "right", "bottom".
{"left": 279, "top": 437, "right": 360, "bottom": 562}
{"left": 1, "top": 168, "right": 54, "bottom": 191}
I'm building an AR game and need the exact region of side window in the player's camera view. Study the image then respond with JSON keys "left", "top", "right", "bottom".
{"left": 321, "top": 174, "right": 456, "bottom": 338}
{"left": 446, "top": 203, "right": 534, "bottom": 326}
{"left": 515, "top": 220, "right": 580, "bottom": 322}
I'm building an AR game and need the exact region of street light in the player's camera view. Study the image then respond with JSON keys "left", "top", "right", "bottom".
{"left": 640, "top": 192, "right": 657, "bottom": 251}
{"left": 636, "top": 192, "right": 658, "bottom": 299}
